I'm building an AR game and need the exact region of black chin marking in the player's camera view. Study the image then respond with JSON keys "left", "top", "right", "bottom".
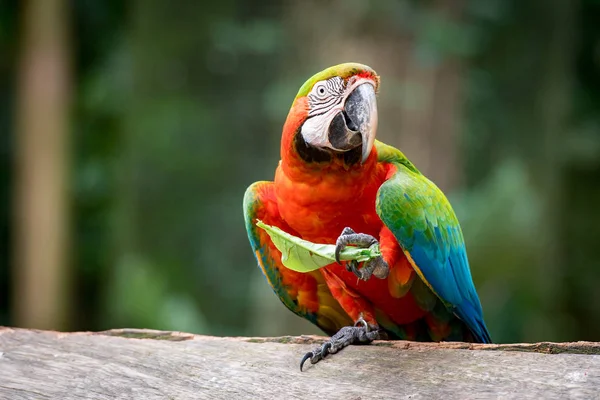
{"left": 294, "top": 130, "right": 332, "bottom": 163}
{"left": 294, "top": 129, "right": 362, "bottom": 167}
{"left": 343, "top": 146, "right": 362, "bottom": 166}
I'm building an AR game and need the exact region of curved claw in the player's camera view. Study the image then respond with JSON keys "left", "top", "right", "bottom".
{"left": 335, "top": 227, "right": 357, "bottom": 264}
{"left": 351, "top": 261, "right": 359, "bottom": 273}
{"left": 299, "top": 322, "right": 382, "bottom": 371}
{"left": 300, "top": 351, "right": 313, "bottom": 371}
{"left": 345, "top": 260, "right": 358, "bottom": 273}
{"left": 300, "top": 342, "right": 332, "bottom": 371}
{"left": 335, "top": 244, "right": 343, "bottom": 265}
{"left": 321, "top": 342, "right": 332, "bottom": 356}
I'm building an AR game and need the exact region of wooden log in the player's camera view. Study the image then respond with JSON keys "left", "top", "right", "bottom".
{"left": 0, "top": 327, "right": 599, "bottom": 399}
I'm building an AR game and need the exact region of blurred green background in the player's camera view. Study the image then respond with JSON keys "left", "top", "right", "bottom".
{"left": 1, "top": 0, "right": 599, "bottom": 344}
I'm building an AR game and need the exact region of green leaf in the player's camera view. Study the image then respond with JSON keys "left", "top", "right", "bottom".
{"left": 256, "top": 220, "right": 381, "bottom": 273}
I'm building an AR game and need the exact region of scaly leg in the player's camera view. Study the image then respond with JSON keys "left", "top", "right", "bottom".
{"left": 300, "top": 317, "right": 382, "bottom": 371}
{"left": 299, "top": 268, "right": 385, "bottom": 371}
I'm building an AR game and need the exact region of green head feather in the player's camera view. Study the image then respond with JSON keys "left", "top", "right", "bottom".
{"left": 295, "top": 62, "right": 379, "bottom": 99}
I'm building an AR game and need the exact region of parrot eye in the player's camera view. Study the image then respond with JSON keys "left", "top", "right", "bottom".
{"left": 307, "top": 77, "right": 346, "bottom": 116}
{"left": 313, "top": 83, "right": 328, "bottom": 99}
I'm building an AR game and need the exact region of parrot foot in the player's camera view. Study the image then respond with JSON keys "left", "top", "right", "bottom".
{"left": 300, "top": 317, "right": 381, "bottom": 371}
{"left": 335, "top": 227, "right": 389, "bottom": 280}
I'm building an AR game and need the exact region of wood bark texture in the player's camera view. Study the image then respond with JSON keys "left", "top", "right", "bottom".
{"left": 0, "top": 327, "right": 599, "bottom": 399}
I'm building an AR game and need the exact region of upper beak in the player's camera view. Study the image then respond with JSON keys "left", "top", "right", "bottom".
{"left": 342, "top": 83, "right": 378, "bottom": 163}
{"left": 312, "top": 81, "right": 378, "bottom": 163}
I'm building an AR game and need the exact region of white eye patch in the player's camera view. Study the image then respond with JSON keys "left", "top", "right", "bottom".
{"left": 307, "top": 77, "right": 345, "bottom": 117}
{"left": 301, "top": 106, "right": 341, "bottom": 149}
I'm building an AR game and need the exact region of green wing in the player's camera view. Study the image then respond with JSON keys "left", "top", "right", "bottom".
{"left": 375, "top": 141, "right": 491, "bottom": 343}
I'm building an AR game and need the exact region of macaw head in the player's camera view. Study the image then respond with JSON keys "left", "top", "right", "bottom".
{"left": 281, "top": 63, "right": 380, "bottom": 165}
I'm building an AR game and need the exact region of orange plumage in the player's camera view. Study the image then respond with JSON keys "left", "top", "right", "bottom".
{"left": 244, "top": 63, "right": 488, "bottom": 343}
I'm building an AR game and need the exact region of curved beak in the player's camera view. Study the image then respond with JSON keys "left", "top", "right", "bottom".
{"left": 326, "top": 82, "right": 378, "bottom": 163}
{"left": 345, "top": 83, "right": 378, "bottom": 163}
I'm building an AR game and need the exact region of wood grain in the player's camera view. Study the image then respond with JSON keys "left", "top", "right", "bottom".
{"left": 0, "top": 327, "right": 599, "bottom": 399}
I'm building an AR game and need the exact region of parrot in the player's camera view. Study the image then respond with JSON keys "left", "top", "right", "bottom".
{"left": 243, "top": 63, "right": 491, "bottom": 370}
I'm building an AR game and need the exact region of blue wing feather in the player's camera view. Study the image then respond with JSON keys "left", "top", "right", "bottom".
{"left": 375, "top": 141, "right": 491, "bottom": 343}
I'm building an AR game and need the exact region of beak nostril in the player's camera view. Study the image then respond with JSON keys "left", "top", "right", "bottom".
{"left": 342, "top": 111, "right": 359, "bottom": 132}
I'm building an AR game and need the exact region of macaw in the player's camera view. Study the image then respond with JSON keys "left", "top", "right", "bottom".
{"left": 243, "top": 63, "right": 491, "bottom": 370}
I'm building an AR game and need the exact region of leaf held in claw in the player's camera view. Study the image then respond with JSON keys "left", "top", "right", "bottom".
{"left": 256, "top": 220, "right": 381, "bottom": 273}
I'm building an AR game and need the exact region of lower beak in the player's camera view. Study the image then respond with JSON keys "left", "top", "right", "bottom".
{"left": 327, "top": 83, "right": 378, "bottom": 163}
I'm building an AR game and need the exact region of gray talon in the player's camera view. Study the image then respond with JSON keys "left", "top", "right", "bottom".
{"left": 300, "top": 352, "right": 313, "bottom": 371}
{"left": 341, "top": 227, "right": 356, "bottom": 236}
{"left": 345, "top": 260, "right": 359, "bottom": 275}
{"left": 334, "top": 227, "right": 389, "bottom": 280}
{"left": 359, "top": 256, "right": 390, "bottom": 280}
{"left": 299, "top": 317, "right": 381, "bottom": 371}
